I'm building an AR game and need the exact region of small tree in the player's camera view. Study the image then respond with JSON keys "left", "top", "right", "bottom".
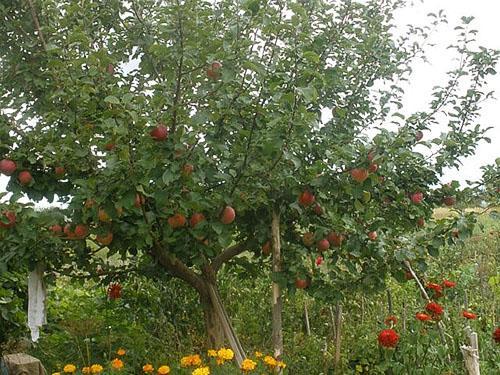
{"left": 0, "top": 0, "right": 498, "bottom": 359}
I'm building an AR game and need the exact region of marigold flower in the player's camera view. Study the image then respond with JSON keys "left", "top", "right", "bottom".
{"left": 378, "top": 329, "right": 400, "bottom": 348}
{"left": 425, "top": 301, "right": 444, "bottom": 317}
{"left": 111, "top": 358, "right": 124, "bottom": 369}
{"left": 52, "top": 373, "right": 61, "bottom": 375}
{"left": 263, "top": 356, "right": 277, "bottom": 367}
{"left": 462, "top": 311, "right": 477, "bottom": 320}
{"left": 241, "top": 358, "right": 257, "bottom": 372}
{"left": 107, "top": 282, "right": 122, "bottom": 300}
{"left": 180, "top": 355, "right": 202, "bottom": 367}
{"left": 116, "top": 348, "right": 126, "bottom": 356}
{"left": 217, "top": 348, "right": 234, "bottom": 361}
{"left": 416, "top": 312, "right": 432, "bottom": 321}
{"left": 215, "top": 358, "right": 224, "bottom": 365}
{"left": 493, "top": 327, "right": 500, "bottom": 343}
{"left": 426, "top": 283, "right": 443, "bottom": 298}
{"left": 277, "top": 361, "right": 286, "bottom": 369}
{"left": 192, "top": 366, "right": 210, "bottom": 375}
{"left": 142, "top": 364, "right": 154, "bottom": 373}
{"left": 254, "top": 351, "right": 263, "bottom": 358}
{"left": 384, "top": 315, "right": 397, "bottom": 327}
{"left": 207, "top": 349, "right": 217, "bottom": 357}
{"left": 82, "top": 367, "right": 90, "bottom": 374}
{"left": 63, "top": 364, "right": 77, "bottom": 373}
{"left": 90, "top": 364, "right": 103, "bottom": 374}
{"left": 442, "top": 280, "right": 456, "bottom": 288}
{"left": 157, "top": 365, "right": 170, "bottom": 374}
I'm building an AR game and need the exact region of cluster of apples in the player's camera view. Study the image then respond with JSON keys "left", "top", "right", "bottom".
{"left": 0, "top": 158, "right": 35, "bottom": 186}
{"left": 168, "top": 206, "right": 236, "bottom": 230}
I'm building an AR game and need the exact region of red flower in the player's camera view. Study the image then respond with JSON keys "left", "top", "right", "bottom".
{"left": 378, "top": 329, "right": 400, "bottom": 348}
{"left": 426, "top": 282, "right": 443, "bottom": 298}
{"left": 425, "top": 301, "right": 444, "bottom": 317}
{"left": 384, "top": 315, "right": 398, "bottom": 327}
{"left": 415, "top": 312, "right": 432, "bottom": 322}
{"left": 462, "top": 311, "right": 477, "bottom": 320}
{"left": 315, "top": 256, "right": 323, "bottom": 266}
{"left": 442, "top": 280, "right": 456, "bottom": 288}
{"left": 493, "top": 327, "right": 500, "bottom": 344}
{"left": 107, "top": 282, "right": 122, "bottom": 300}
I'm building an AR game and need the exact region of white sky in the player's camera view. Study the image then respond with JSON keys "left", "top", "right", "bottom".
{"left": 1, "top": 0, "right": 499, "bottom": 198}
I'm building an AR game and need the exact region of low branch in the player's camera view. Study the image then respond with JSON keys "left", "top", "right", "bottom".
{"left": 212, "top": 240, "right": 251, "bottom": 272}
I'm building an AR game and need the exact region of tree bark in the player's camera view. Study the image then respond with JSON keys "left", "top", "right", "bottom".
{"left": 201, "top": 294, "right": 225, "bottom": 348}
{"left": 271, "top": 209, "right": 284, "bottom": 367}
{"left": 334, "top": 303, "right": 342, "bottom": 373}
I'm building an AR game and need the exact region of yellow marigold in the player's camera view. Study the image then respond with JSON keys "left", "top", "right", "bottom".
{"left": 277, "top": 361, "right": 286, "bottom": 368}
{"left": 263, "top": 356, "right": 277, "bottom": 367}
{"left": 111, "top": 358, "right": 124, "bottom": 369}
{"left": 63, "top": 364, "right": 77, "bottom": 373}
{"left": 52, "top": 373, "right": 61, "bottom": 375}
{"left": 157, "top": 365, "right": 170, "bottom": 374}
{"left": 180, "top": 354, "right": 202, "bottom": 367}
{"left": 142, "top": 364, "right": 154, "bottom": 373}
{"left": 90, "top": 364, "right": 104, "bottom": 374}
{"left": 82, "top": 367, "right": 90, "bottom": 374}
{"left": 217, "top": 348, "right": 234, "bottom": 361}
{"left": 241, "top": 358, "right": 257, "bottom": 372}
{"left": 207, "top": 349, "right": 217, "bottom": 358}
{"left": 192, "top": 366, "right": 210, "bottom": 375}
{"left": 215, "top": 358, "right": 224, "bottom": 365}
{"left": 254, "top": 351, "right": 263, "bottom": 358}
{"left": 116, "top": 348, "right": 126, "bottom": 356}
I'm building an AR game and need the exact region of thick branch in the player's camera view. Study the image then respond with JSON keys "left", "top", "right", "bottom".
{"left": 26, "top": 0, "right": 47, "bottom": 51}
{"left": 212, "top": 240, "right": 250, "bottom": 272}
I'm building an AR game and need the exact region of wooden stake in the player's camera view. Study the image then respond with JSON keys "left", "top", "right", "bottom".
{"left": 304, "top": 300, "right": 311, "bottom": 336}
{"left": 271, "top": 209, "right": 284, "bottom": 371}
{"left": 334, "top": 303, "right": 342, "bottom": 372}
{"left": 461, "top": 327, "right": 480, "bottom": 375}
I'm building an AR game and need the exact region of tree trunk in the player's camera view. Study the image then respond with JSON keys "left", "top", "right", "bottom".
{"left": 271, "top": 209, "right": 284, "bottom": 367}
{"left": 201, "top": 294, "right": 225, "bottom": 349}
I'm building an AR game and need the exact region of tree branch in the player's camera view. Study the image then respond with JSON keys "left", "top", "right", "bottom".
{"left": 26, "top": 0, "right": 47, "bottom": 51}
{"left": 212, "top": 240, "right": 251, "bottom": 272}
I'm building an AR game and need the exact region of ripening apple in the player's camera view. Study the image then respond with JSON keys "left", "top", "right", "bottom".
{"left": 150, "top": 124, "right": 169, "bottom": 141}
{"left": 313, "top": 204, "right": 323, "bottom": 215}
{"left": 98, "top": 209, "right": 111, "bottom": 222}
{"left": 63, "top": 224, "right": 72, "bottom": 237}
{"left": 54, "top": 166, "right": 65, "bottom": 177}
{"left": 0, "top": 159, "right": 17, "bottom": 176}
{"left": 106, "top": 63, "right": 114, "bottom": 75}
{"left": 168, "top": 213, "right": 187, "bottom": 229}
{"left": 295, "top": 278, "right": 308, "bottom": 289}
{"left": 74, "top": 224, "right": 88, "bottom": 239}
{"left": 104, "top": 142, "right": 116, "bottom": 151}
{"left": 367, "top": 150, "right": 376, "bottom": 162}
{"left": 368, "top": 231, "right": 378, "bottom": 241}
{"left": 0, "top": 211, "right": 16, "bottom": 229}
{"left": 298, "top": 190, "right": 315, "bottom": 207}
{"left": 302, "top": 232, "right": 315, "bottom": 247}
{"left": 443, "top": 196, "right": 456, "bottom": 206}
{"left": 182, "top": 163, "right": 194, "bottom": 177}
{"left": 115, "top": 206, "right": 124, "bottom": 217}
{"left": 134, "top": 193, "right": 146, "bottom": 208}
{"left": 220, "top": 206, "right": 236, "bottom": 225}
{"left": 327, "top": 232, "right": 345, "bottom": 247}
{"left": 368, "top": 163, "right": 378, "bottom": 173}
{"left": 96, "top": 232, "right": 113, "bottom": 246}
{"left": 351, "top": 168, "right": 368, "bottom": 183}
{"left": 417, "top": 217, "right": 425, "bottom": 227}
{"left": 262, "top": 241, "right": 271, "bottom": 256}
{"left": 206, "top": 61, "right": 222, "bottom": 80}
{"left": 84, "top": 199, "right": 96, "bottom": 209}
{"left": 49, "top": 224, "right": 62, "bottom": 235}
{"left": 415, "top": 130, "right": 423, "bottom": 142}
{"left": 190, "top": 212, "right": 206, "bottom": 228}
{"left": 411, "top": 192, "right": 423, "bottom": 204}
{"left": 317, "top": 238, "right": 330, "bottom": 252}
{"left": 18, "top": 170, "right": 33, "bottom": 186}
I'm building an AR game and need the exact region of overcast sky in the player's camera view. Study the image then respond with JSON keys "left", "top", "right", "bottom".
{"left": 1, "top": 0, "right": 499, "bottom": 199}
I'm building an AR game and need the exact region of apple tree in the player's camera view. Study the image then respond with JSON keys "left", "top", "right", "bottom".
{"left": 0, "top": 0, "right": 498, "bottom": 361}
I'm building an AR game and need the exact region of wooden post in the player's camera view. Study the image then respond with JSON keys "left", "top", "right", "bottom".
{"left": 461, "top": 327, "right": 480, "bottom": 375}
{"left": 334, "top": 303, "right": 342, "bottom": 373}
{"left": 402, "top": 300, "right": 407, "bottom": 334}
{"left": 271, "top": 209, "right": 284, "bottom": 370}
{"left": 304, "top": 300, "right": 311, "bottom": 336}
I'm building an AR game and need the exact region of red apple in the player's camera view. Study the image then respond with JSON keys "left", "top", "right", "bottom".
{"left": 211, "top": 61, "right": 222, "bottom": 71}
{"left": 415, "top": 130, "right": 423, "bottom": 141}
{"left": 313, "top": 204, "right": 323, "bottom": 215}
{"left": 368, "top": 163, "right": 378, "bottom": 173}
{"left": 327, "top": 232, "right": 345, "bottom": 247}
{"left": 49, "top": 224, "right": 62, "bottom": 235}
{"left": 417, "top": 217, "right": 425, "bottom": 227}
{"left": 317, "top": 238, "right": 330, "bottom": 252}
{"left": 302, "top": 232, "right": 315, "bottom": 247}
{"left": 220, "top": 206, "right": 236, "bottom": 225}
{"left": 0, "top": 211, "right": 16, "bottom": 229}
{"left": 298, "top": 191, "right": 315, "bottom": 207}
{"left": 411, "top": 192, "right": 423, "bottom": 204}
{"left": 96, "top": 232, "right": 113, "bottom": 246}
{"left": 189, "top": 212, "right": 206, "bottom": 228}
{"left": 150, "top": 124, "right": 169, "bottom": 141}
{"left": 0, "top": 159, "right": 17, "bottom": 176}
{"left": 18, "top": 170, "right": 33, "bottom": 186}
{"left": 74, "top": 224, "right": 88, "bottom": 239}
{"left": 367, "top": 150, "right": 376, "bottom": 162}
{"left": 134, "top": 193, "right": 145, "bottom": 208}
{"left": 63, "top": 224, "right": 72, "bottom": 236}
{"left": 106, "top": 63, "right": 114, "bottom": 75}
{"left": 295, "top": 278, "right": 308, "bottom": 289}
{"left": 168, "top": 213, "right": 187, "bottom": 229}
{"left": 54, "top": 166, "right": 65, "bottom": 176}
{"left": 351, "top": 168, "right": 368, "bottom": 183}
{"left": 104, "top": 142, "right": 116, "bottom": 151}
{"left": 443, "top": 196, "right": 456, "bottom": 206}
{"left": 368, "top": 231, "right": 378, "bottom": 241}
{"left": 206, "top": 61, "right": 222, "bottom": 80}
{"left": 182, "top": 163, "right": 194, "bottom": 177}
{"left": 262, "top": 241, "right": 271, "bottom": 256}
